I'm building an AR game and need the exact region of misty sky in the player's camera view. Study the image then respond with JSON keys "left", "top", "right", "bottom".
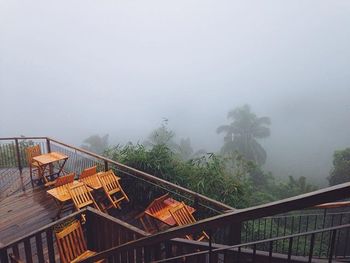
{"left": 1, "top": 1, "right": 350, "bottom": 185}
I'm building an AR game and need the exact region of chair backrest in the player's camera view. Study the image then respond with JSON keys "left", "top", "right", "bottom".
{"left": 25, "top": 145, "right": 41, "bottom": 164}
{"left": 68, "top": 182, "right": 100, "bottom": 211}
{"left": 55, "top": 220, "right": 87, "bottom": 263}
{"left": 147, "top": 193, "right": 169, "bottom": 214}
{"left": 55, "top": 173, "right": 75, "bottom": 187}
{"left": 169, "top": 202, "right": 196, "bottom": 226}
{"left": 79, "top": 166, "right": 97, "bottom": 179}
{"left": 98, "top": 170, "right": 120, "bottom": 194}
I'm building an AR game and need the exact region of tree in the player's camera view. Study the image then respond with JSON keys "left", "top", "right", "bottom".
{"left": 176, "top": 138, "right": 206, "bottom": 161}
{"left": 328, "top": 148, "right": 350, "bottom": 186}
{"left": 81, "top": 134, "right": 109, "bottom": 154}
{"left": 144, "top": 119, "right": 177, "bottom": 150}
{"left": 217, "top": 105, "right": 271, "bottom": 165}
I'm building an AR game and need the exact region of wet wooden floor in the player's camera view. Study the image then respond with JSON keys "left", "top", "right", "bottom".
{"left": 0, "top": 168, "right": 144, "bottom": 246}
{"left": 0, "top": 168, "right": 58, "bottom": 245}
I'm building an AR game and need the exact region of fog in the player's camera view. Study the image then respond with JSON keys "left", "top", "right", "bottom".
{"left": 1, "top": 1, "right": 350, "bottom": 185}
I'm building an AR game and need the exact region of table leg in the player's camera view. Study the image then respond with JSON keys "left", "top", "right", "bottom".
{"left": 56, "top": 159, "right": 68, "bottom": 177}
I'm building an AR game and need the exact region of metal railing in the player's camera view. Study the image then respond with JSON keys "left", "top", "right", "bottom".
{"left": 153, "top": 223, "right": 350, "bottom": 263}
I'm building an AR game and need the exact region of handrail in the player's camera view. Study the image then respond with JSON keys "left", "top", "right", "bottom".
{"left": 81, "top": 181, "right": 350, "bottom": 262}
{"left": 0, "top": 137, "right": 48, "bottom": 141}
{"left": 314, "top": 201, "right": 350, "bottom": 209}
{"left": 153, "top": 223, "right": 350, "bottom": 263}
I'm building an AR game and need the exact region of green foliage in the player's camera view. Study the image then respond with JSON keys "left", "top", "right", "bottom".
{"left": 103, "top": 122, "right": 317, "bottom": 209}
{"left": 217, "top": 105, "right": 271, "bottom": 165}
{"left": 328, "top": 148, "right": 350, "bottom": 185}
{"left": 0, "top": 137, "right": 36, "bottom": 168}
{"left": 104, "top": 143, "right": 249, "bottom": 208}
{"left": 81, "top": 134, "right": 109, "bottom": 154}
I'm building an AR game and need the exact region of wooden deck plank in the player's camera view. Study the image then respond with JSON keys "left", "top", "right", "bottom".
{"left": 0, "top": 168, "right": 58, "bottom": 245}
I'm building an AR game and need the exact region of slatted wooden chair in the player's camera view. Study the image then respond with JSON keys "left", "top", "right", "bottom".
{"left": 55, "top": 220, "right": 103, "bottom": 263}
{"left": 68, "top": 182, "right": 101, "bottom": 212}
{"left": 98, "top": 170, "right": 129, "bottom": 210}
{"left": 136, "top": 193, "right": 169, "bottom": 233}
{"left": 79, "top": 165, "right": 97, "bottom": 180}
{"left": 25, "top": 145, "right": 42, "bottom": 185}
{"left": 54, "top": 172, "right": 75, "bottom": 187}
{"left": 169, "top": 202, "right": 209, "bottom": 241}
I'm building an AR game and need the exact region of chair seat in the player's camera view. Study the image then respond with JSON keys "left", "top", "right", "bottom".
{"left": 71, "top": 250, "right": 95, "bottom": 263}
{"left": 109, "top": 187, "right": 121, "bottom": 195}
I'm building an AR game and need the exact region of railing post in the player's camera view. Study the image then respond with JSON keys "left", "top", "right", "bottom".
{"left": 14, "top": 138, "right": 22, "bottom": 174}
{"left": 208, "top": 229, "right": 213, "bottom": 263}
{"left": 46, "top": 138, "right": 51, "bottom": 153}
{"left": 228, "top": 220, "right": 242, "bottom": 245}
{"left": 104, "top": 160, "right": 109, "bottom": 172}
{"left": 0, "top": 247, "right": 9, "bottom": 263}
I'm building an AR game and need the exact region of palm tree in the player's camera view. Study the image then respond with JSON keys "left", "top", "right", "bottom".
{"left": 217, "top": 105, "right": 270, "bottom": 165}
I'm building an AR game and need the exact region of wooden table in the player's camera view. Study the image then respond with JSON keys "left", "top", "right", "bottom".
{"left": 47, "top": 181, "right": 92, "bottom": 219}
{"left": 145, "top": 198, "right": 195, "bottom": 226}
{"left": 33, "top": 152, "right": 68, "bottom": 184}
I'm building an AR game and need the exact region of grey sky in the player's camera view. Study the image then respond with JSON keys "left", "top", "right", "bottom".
{"left": 1, "top": 1, "right": 350, "bottom": 184}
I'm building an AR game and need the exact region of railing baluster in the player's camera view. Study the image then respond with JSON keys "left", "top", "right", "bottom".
{"left": 328, "top": 229, "right": 337, "bottom": 263}
{"left": 304, "top": 215, "right": 310, "bottom": 256}
{"left": 308, "top": 233, "right": 315, "bottom": 263}
{"left": 268, "top": 241, "right": 273, "bottom": 263}
{"left": 24, "top": 238, "right": 33, "bottom": 263}
{"left": 14, "top": 139, "right": 22, "bottom": 174}
{"left": 35, "top": 233, "right": 44, "bottom": 263}
{"left": 287, "top": 237, "right": 293, "bottom": 263}
{"left": 208, "top": 230, "right": 213, "bottom": 263}
{"left": 252, "top": 244, "right": 257, "bottom": 263}
{"left": 319, "top": 208, "right": 328, "bottom": 257}
{"left": 46, "top": 229, "right": 55, "bottom": 263}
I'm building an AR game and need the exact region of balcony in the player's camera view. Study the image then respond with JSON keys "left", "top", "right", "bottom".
{"left": 0, "top": 137, "right": 349, "bottom": 263}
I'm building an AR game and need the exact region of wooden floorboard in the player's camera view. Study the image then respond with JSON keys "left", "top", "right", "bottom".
{"left": 0, "top": 168, "right": 146, "bottom": 247}
{"left": 0, "top": 188, "right": 57, "bottom": 245}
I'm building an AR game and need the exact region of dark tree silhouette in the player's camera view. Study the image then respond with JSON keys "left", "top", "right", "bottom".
{"left": 217, "top": 104, "right": 271, "bottom": 165}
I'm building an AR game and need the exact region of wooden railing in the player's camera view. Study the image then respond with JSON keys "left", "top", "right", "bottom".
{"left": 0, "top": 207, "right": 147, "bottom": 263}
{"left": 79, "top": 182, "right": 350, "bottom": 262}
{"left": 155, "top": 223, "right": 350, "bottom": 263}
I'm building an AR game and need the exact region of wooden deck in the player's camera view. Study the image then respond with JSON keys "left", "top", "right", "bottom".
{"left": 0, "top": 168, "right": 58, "bottom": 245}
{"left": 0, "top": 168, "right": 144, "bottom": 247}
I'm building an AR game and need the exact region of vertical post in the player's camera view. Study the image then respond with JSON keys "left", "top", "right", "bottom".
{"left": 104, "top": 160, "right": 109, "bottom": 172}
{"left": 208, "top": 229, "right": 213, "bottom": 263}
{"left": 228, "top": 221, "right": 242, "bottom": 245}
{"left": 46, "top": 138, "right": 53, "bottom": 177}
{"left": 46, "top": 138, "right": 51, "bottom": 153}
{"left": 328, "top": 229, "right": 337, "bottom": 263}
{"left": 0, "top": 247, "right": 9, "bottom": 263}
{"left": 308, "top": 233, "right": 315, "bottom": 263}
{"left": 193, "top": 194, "right": 199, "bottom": 210}
{"left": 14, "top": 138, "right": 22, "bottom": 174}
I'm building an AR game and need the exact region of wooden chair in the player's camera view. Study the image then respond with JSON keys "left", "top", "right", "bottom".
{"left": 80, "top": 165, "right": 97, "bottom": 180}
{"left": 55, "top": 220, "right": 103, "bottom": 263}
{"left": 54, "top": 172, "right": 75, "bottom": 187}
{"left": 169, "top": 202, "right": 209, "bottom": 241}
{"left": 25, "top": 145, "right": 42, "bottom": 185}
{"left": 68, "top": 182, "right": 101, "bottom": 212}
{"left": 98, "top": 170, "right": 129, "bottom": 210}
{"left": 137, "top": 193, "right": 169, "bottom": 233}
